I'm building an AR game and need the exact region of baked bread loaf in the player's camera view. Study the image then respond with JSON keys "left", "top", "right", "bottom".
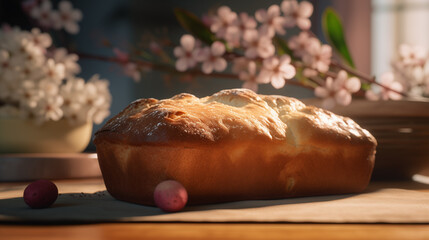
{"left": 94, "top": 88, "right": 377, "bottom": 206}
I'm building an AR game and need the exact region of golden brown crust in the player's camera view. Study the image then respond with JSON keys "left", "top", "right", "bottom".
{"left": 94, "top": 88, "right": 377, "bottom": 205}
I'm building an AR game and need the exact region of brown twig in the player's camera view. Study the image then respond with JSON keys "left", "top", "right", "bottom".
{"left": 76, "top": 52, "right": 317, "bottom": 91}
{"left": 77, "top": 52, "right": 241, "bottom": 80}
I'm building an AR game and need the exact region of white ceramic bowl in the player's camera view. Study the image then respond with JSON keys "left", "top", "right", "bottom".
{"left": 0, "top": 118, "right": 92, "bottom": 153}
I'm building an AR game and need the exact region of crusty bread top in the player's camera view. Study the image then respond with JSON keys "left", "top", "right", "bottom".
{"left": 94, "top": 89, "right": 377, "bottom": 148}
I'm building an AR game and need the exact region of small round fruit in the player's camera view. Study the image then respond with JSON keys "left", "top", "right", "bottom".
{"left": 153, "top": 180, "right": 188, "bottom": 212}
{"left": 23, "top": 180, "right": 58, "bottom": 209}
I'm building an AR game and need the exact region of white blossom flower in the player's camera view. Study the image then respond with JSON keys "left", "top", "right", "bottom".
{"left": 174, "top": 34, "right": 201, "bottom": 72}
{"left": 59, "top": 77, "right": 85, "bottom": 124}
{"left": 88, "top": 74, "right": 111, "bottom": 104}
{"left": 257, "top": 55, "right": 296, "bottom": 89}
{"left": 16, "top": 80, "right": 41, "bottom": 108}
{"left": 29, "top": 28, "right": 52, "bottom": 49}
{"left": 30, "top": 0, "right": 55, "bottom": 28}
{"left": 315, "top": 70, "right": 361, "bottom": 108}
{"left": 39, "top": 78, "right": 60, "bottom": 96}
{"left": 288, "top": 31, "right": 318, "bottom": 58}
{"left": 34, "top": 95, "right": 64, "bottom": 123}
{"left": 198, "top": 41, "right": 227, "bottom": 74}
{"left": 366, "top": 72, "right": 403, "bottom": 101}
{"left": 255, "top": 4, "right": 286, "bottom": 37}
{"left": 51, "top": 1, "right": 83, "bottom": 34}
{"left": 43, "top": 59, "right": 65, "bottom": 83}
{"left": 52, "top": 48, "right": 80, "bottom": 77}
{"left": 8, "top": 39, "right": 34, "bottom": 66}
{"left": 81, "top": 75, "right": 112, "bottom": 124}
{"left": 281, "top": 0, "right": 313, "bottom": 30}
{"left": 239, "top": 61, "right": 259, "bottom": 92}
{"left": 210, "top": 6, "right": 238, "bottom": 40}
{"left": 0, "top": 50, "right": 15, "bottom": 81}
{"left": 0, "top": 27, "right": 112, "bottom": 125}
{"left": 60, "top": 77, "right": 85, "bottom": 113}
{"left": 0, "top": 78, "right": 19, "bottom": 100}
{"left": 303, "top": 41, "right": 332, "bottom": 73}
{"left": 0, "top": 27, "right": 28, "bottom": 53}
{"left": 242, "top": 29, "right": 275, "bottom": 59}
{"left": 9, "top": 39, "right": 45, "bottom": 70}
{"left": 398, "top": 44, "right": 426, "bottom": 68}
{"left": 18, "top": 60, "right": 43, "bottom": 81}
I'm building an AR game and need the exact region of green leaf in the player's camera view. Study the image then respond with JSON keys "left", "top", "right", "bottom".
{"left": 361, "top": 82, "right": 371, "bottom": 91}
{"left": 322, "top": 8, "right": 355, "bottom": 68}
{"left": 174, "top": 8, "right": 216, "bottom": 45}
{"left": 273, "top": 36, "right": 294, "bottom": 58}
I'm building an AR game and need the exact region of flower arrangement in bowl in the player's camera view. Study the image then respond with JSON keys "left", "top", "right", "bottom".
{"left": 0, "top": 1, "right": 112, "bottom": 153}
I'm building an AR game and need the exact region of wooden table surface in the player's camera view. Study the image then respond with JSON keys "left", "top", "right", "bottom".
{"left": 1, "top": 178, "right": 429, "bottom": 240}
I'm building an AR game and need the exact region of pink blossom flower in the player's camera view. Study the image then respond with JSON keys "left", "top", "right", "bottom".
{"left": 366, "top": 72, "right": 404, "bottom": 101}
{"left": 232, "top": 57, "right": 251, "bottom": 74}
{"left": 225, "top": 12, "right": 257, "bottom": 47}
{"left": 210, "top": 6, "right": 237, "bottom": 40}
{"left": 315, "top": 70, "right": 361, "bottom": 108}
{"left": 381, "top": 72, "right": 403, "bottom": 100}
{"left": 242, "top": 29, "right": 275, "bottom": 59}
{"left": 281, "top": 0, "right": 313, "bottom": 30}
{"left": 21, "top": 0, "right": 39, "bottom": 14}
{"left": 201, "top": 14, "right": 213, "bottom": 27}
{"left": 149, "top": 41, "right": 162, "bottom": 55}
{"left": 303, "top": 41, "right": 332, "bottom": 73}
{"left": 112, "top": 48, "right": 129, "bottom": 63}
{"left": 174, "top": 34, "right": 199, "bottom": 72}
{"left": 257, "top": 55, "right": 296, "bottom": 89}
{"left": 239, "top": 61, "right": 259, "bottom": 92}
{"left": 123, "top": 63, "right": 141, "bottom": 82}
{"left": 288, "top": 31, "right": 318, "bottom": 58}
{"left": 255, "top": 5, "right": 286, "bottom": 37}
{"left": 198, "top": 41, "right": 227, "bottom": 74}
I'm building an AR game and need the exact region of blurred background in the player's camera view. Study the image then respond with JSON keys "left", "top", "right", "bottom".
{"left": 1, "top": 0, "right": 428, "bottom": 150}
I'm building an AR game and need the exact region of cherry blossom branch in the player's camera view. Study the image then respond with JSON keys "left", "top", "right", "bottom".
{"left": 77, "top": 52, "right": 318, "bottom": 91}
{"left": 77, "top": 52, "right": 238, "bottom": 79}
{"left": 330, "top": 59, "right": 408, "bottom": 97}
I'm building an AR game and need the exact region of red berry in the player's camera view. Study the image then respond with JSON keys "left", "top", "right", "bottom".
{"left": 153, "top": 180, "right": 188, "bottom": 212}
{"left": 23, "top": 180, "right": 58, "bottom": 209}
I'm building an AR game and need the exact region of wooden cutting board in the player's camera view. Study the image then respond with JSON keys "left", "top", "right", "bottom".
{"left": 0, "top": 153, "right": 101, "bottom": 181}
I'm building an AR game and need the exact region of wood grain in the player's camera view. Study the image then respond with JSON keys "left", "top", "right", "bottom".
{"left": 1, "top": 223, "right": 429, "bottom": 240}
{"left": 2, "top": 179, "right": 429, "bottom": 239}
